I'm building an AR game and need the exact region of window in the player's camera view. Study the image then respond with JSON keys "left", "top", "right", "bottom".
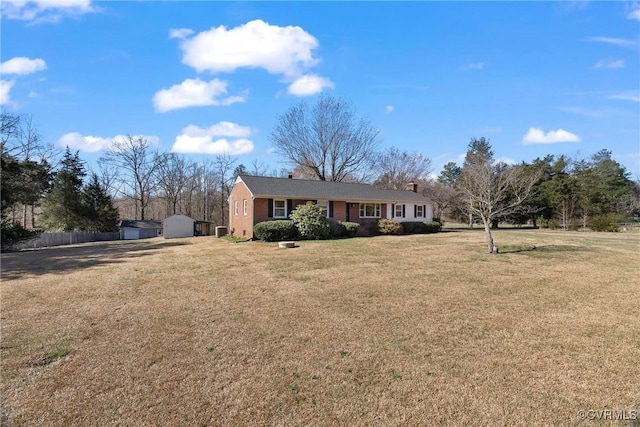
{"left": 243, "top": 199, "right": 248, "bottom": 215}
{"left": 359, "top": 203, "right": 381, "bottom": 218}
{"left": 394, "top": 204, "right": 403, "bottom": 217}
{"left": 416, "top": 205, "right": 424, "bottom": 218}
{"left": 317, "top": 200, "right": 329, "bottom": 218}
{"left": 234, "top": 200, "right": 238, "bottom": 215}
{"left": 273, "top": 199, "right": 286, "bottom": 218}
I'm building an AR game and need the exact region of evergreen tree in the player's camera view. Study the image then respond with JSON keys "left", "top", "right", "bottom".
{"left": 82, "top": 173, "right": 120, "bottom": 232}
{"left": 40, "top": 147, "right": 86, "bottom": 231}
{"left": 15, "top": 158, "right": 52, "bottom": 227}
{"left": 1, "top": 152, "right": 37, "bottom": 248}
{"left": 463, "top": 137, "right": 494, "bottom": 167}
{"left": 437, "top": 162, "right": 462, "bottom": 188}
{"left": 545, "top": 155, "right": 578, "bottom": 229}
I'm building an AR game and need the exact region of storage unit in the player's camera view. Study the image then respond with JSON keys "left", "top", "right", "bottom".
{"left": 120, "top": 220, "right": 163, "bottom": 240}
{"left": 163, "top": 214, "right": 195, "bottom": 239}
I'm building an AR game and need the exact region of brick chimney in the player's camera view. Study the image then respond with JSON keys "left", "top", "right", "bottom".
{"left": 406, "top": 182, "right": 417, "bottom": 192}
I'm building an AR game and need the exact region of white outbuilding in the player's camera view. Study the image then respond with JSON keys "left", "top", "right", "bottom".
{"left": 120, "top": 220, "right": 163, "bottom": 240}
{"left": 163, "top": 214, "right": 195, "bottom": 239}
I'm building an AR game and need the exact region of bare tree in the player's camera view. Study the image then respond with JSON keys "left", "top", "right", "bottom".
{"left": 457, "top": 138, "right": 542, "bottom": 253}
{"left": 100, "top": 135, "right": 162, "bottom": 220}
{"left": 373, "top": 147, "right": 432, "bottom": 190}
{"left": 250, "top": 159, "right": 270, "bottom": 176}
{"left": 421, "top": 181, "right": 463, "bottom": 220}
{"left": 270, "top": 93, "right": 380, "bottom": 182}
{"left": 214, "top": 154, "right": 237, "bottom": 225}
{"left": 181, "top": 161, "right": 202, "bottom": 219}
{"left": 94, "top": 158, "right": 121, "bottom": 196}
{"left": 155, "top": 153, "right": 190, "bottom": 216}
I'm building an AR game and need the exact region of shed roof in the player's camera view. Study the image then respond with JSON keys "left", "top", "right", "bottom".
{"left": 163, "top": 214, "right": 195, "bottom": 222}
{"left": 237, "top": 175, "right": 431, "bottom": 203}
{"left": 120, "top": 220, "right": 162, "bottom": 229}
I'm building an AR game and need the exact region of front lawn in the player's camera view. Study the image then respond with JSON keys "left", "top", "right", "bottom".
{"left": 1, "top": 230, "right": 638, "bottom": 425}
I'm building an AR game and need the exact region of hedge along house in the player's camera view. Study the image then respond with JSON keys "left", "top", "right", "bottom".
{"left": 229, "top": 174, "right": 434, "bottom": 239}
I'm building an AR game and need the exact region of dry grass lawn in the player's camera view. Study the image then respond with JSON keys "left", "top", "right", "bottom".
{"left": 1, "top": 229, "right": 639, "bottom": 426}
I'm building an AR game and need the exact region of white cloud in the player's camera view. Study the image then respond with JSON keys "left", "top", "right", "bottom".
{"left": 58, "top": 132, "right": 113, "bottom": 152}
{"left": 176, "top": 19, "right": 320, "bottom": 78}
{"left": 587, "top": 37, "right": 635, "bottom": 47}
{"left": 169, "top": 28, "right": 194, "bottom": 40}
{"left": 628, "top": 7, "right": 640, "bottom": 21}
{"left": 522, "top": 127, "right": 581, "bottom": 145}
{"left": 1, "top": 0, "right": 97, "bottom": 23}
{"left": 184, "top": 122, "right": 252, "bottom": 138}
{"left": 166, "top": 20, "right": 332, "bottom": 98}
{"left": 594, "top": 58, "right": 625, "bottom": 69}
{"left": 152, "top": 78, "right": 246, "bottom": 113}
{"left": 607, "top": 91, "right": 640, "bottom": 102}
{"left": 171, "top": 122, "right": 254, "bottom": 155}
{"left": 459, "top": 62, "right": 486, "bottom": 71}
{"left": 385, "top": 105, "right": 394, "bottom": 114}
{"left": 0, "top": 80, "right": 15, "bottom": 105}
{"left": 57, "top": 132, "right": 160, "bottom": 152}
{"left": 287, "top": 74, "right": 334, "bottom": 96}
{"left": 0, "top": 57, "right": 47, "bottom": 75}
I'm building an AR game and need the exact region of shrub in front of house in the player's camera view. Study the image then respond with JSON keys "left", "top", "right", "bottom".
{"left": 289, "top": 201, "right": 330, "bottom": 240}
{"left": 424, "top": 221, "right": 442, "bottom": 233}
{"left": 329, "top": 220, "right": 346, "bottom": 237}
{"left": 401, "top": 221, "right": 428, "bottom": 234}
{"left": 399, "top": 221, "right": 442, "bottom": 234}
{"left": 253, "top": 220, "right": 299, "bottom": 242}
{"left": 377, "top": 218, "right": 403, "bottom": 235}
{"left": 341, "top": 222, "right": 360, "bottom": 237}
{"left": 330, "top": 220, "right": 360, "bottom": 238}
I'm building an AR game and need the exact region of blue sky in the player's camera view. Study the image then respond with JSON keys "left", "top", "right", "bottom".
{"left": 2, "top": 1, "right": 639, "bottom": 179}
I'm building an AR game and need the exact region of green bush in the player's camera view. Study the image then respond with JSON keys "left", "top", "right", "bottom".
{"left": 399, "top": 221, "right": 441, "bottom": 234}
{"left": 341, "top": 222, "right": 360, "bottom": 237}
{"left": 377, "top": 218, "right": 403, "bottom": 235}
{"left": 548, "top": 219, "right": 561, "bottom": 230}
{"left": 424, "top": 221, "right": 442, "bottom": 233}
{"left": 401, "top": 221, "right": 428, "bottom": 234}
{"left": 289, "top": 202, "right": 330, "bottom": 240}
{"left": 329, "top": 220, "right": 346, "bottom": 237}
{"left": 329, "top": 220, "right": 360, "bottom": 238}
{"left": 0, "top": 222, "right": 39, "bottom": 252}
{"left": 253, "top": 220, "right": 299, "bottom": 242}
{"left": 589, "top": 214, "right": 620, "bottom": 232}
{"left": 536, "top": 215, "right": 549, "bottom": 229}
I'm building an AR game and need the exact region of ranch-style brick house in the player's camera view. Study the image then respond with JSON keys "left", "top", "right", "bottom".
{"left": 229, "top": 174, "right": 434, "bottom": 238}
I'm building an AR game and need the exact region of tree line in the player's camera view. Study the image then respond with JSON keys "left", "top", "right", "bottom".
{"left": 426, "top": 139, "right": 639, "bottom": 230}
{"left": 1, "top": 113, "right": 280, "bottom": 247}
{"left": 2, "top": 94, "right": 639, "bottom": 251}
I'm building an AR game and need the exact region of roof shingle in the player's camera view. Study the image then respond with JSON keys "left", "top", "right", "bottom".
{"left": 238, "top": 175, "right": 431, "bottom": 203}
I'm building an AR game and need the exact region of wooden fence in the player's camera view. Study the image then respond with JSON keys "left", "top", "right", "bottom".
{"left": 12, "top": 231, "right": 121, "bottom": 250}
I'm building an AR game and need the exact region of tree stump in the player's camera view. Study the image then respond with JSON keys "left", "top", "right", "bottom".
{"left": 278, "top": 241, "right": 295, "bottom": 249}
